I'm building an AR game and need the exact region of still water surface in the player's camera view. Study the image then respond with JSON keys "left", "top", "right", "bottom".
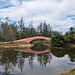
{"left": 0, "top": 44, "right": 75, "bottom": 75}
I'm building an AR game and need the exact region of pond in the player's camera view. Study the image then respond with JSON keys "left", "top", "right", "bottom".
{"left": 0, "top": 44, "right": 75, "bottom": 75}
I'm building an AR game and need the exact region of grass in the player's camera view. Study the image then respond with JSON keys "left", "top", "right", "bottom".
{"left": 0, "top": 41, "right": 30, "bottom": 49}
{"left": 31, "top": 40, "right": 49, "bottom": 44}
{"left": 7, "top": 41, "right": 28, "bottom": 44}
{"left": 59, "top": 68, "right": 75, "bottom": 75}
{"left": 0, "top": 41, "right": 28, "bottom": 45}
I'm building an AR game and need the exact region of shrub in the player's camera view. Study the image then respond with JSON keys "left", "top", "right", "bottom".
{"left": 68, "top": 36, "right": 75, "bottom": 44}
{"left": 51, "top": 35, "right": 69, "bottom": 47}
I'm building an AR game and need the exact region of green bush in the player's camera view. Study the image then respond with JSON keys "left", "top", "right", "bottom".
{"left": 51, "top": 35, "right": 69, "bottom": 47}
{"left": 68, "top": 36, "right": 75, "bottom": 44}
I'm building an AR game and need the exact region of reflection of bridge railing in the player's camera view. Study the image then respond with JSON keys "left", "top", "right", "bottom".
{"left": 14, "top": 36, "right": 51, "bottom": 43}
{"left": 15, "top": 48, "right": 50, "bottom": 54}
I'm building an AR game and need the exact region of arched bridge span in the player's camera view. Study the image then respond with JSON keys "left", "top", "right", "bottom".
{"left": 14, "top": 36, "right": 51, "bottom": 43}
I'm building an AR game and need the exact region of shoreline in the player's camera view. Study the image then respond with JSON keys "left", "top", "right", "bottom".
{"left": 58, "top": 68, "right": 75, "bottom": 75}
{"left": 0, "top": 44, "right": 34, "bottom": 49}
{"left": 51, "top": 44, "right": 75, "bottom": 49}
{"left": 0, "top": 42, "right": 34, "bottom": 49}
{"left": 0, "top": 42, "right": 75, "bottom": 49}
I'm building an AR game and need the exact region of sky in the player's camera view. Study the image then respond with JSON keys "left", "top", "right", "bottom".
{"left": 0, "top": 0, "right": 75, "bottom": 34}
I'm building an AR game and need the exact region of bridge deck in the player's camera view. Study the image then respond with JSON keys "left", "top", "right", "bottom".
{"left": 14, "top": 36, "right": 51, "bottom": 43}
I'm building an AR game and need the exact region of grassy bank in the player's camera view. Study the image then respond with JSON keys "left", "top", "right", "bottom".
{"left": 0, "top": 42, "right": 33, "bottom": 49}
{"left": 0, "top": 41, "right": 28, "bottom": 45}
{"left": 59, "top": 68, "right": 75, "bottom": 75}
{"left": 31, "top": 40, "right": 49, "bottom": 44}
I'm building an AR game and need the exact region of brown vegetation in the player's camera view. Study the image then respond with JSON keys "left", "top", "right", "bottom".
{"left": 58, "top": 68, "right": 75, "bottom": 75}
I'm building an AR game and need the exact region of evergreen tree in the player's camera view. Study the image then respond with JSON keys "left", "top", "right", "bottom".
{"left": 69, "top": 27, "right": 75, "bottom": 37}
{"left": 0, "top": 17, "right": 9, "bottom": 41}
{"left": 37, "top": 22, "right": 43, "bottom": 33}
{"left": 0, "top": 17, "right": 17, "bottom": 42}
{"left": 37, "top": 21, "right": 52, "bottom": 37}
{"left": 29, "top": 21, "right": 37, "bottom": 37}
{"left": 7, "top": 24, "right": 17, "bottom": 42}
{"left": 18, "top": 17, "right": 25, "bottom": 39}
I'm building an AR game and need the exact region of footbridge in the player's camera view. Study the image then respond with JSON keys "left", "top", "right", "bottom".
{"left": 14, "top": 36, "right": 51, "bottom": 43}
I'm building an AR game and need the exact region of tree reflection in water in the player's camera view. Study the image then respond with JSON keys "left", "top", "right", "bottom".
{"left": 37, "top": 53, "right": 52, "bottom": 67}
{"left": 0, "top": 46, "right": 51, "bottom": 75}
{"left": 0, "top": 47, "right": 75, "bottom": 75}
{"left": 0, "top": 48, "right": 75, "bottom": 75}
{"left": 0, "top": 49, "right": 18, "bottom": 74}
{"left": 51, "top": 48, "right": 75, "bottom": 62}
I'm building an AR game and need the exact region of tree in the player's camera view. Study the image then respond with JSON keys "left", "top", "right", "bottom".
{"left": 47, "top": 24, "right": 52, "bottom": 37}
{"left": 64, "top": 27, "right": 75, "bottom": 44}
{"left": 0, "top": 17, "right": 17, "bottom": 42}
{"left": 37, "top": 21, "right": 52, "bottom": 37}
{"left": 69, "top": 27, "right": 75, "bottom": 37}
{"left": 0, "top": 28, "right": 3, "bottom": 41}
{"left": 18, "top": 17, "right": 25, "bottom": 39}
{"left": 7, "top": 24, "right": 17, "bottom": 42}
{"left": 42, "top": 21, "right": 48, "bottom": 36}
{"left": 68, "top": 36, "right": 75, "bottom": 44}
{"left": 37, "top": 22, "right": 43, "bottom": 33}
{"left": 52, "top": 31, "right": 62, "bottom": 37}
{"left": 65, "top": 32, "right": 70, "bottom": 37}
{"left": 29, "top": 21, "right": 37, "bottom": 37}
{"left": 51, "top": 35, "right": 69, "bottom": 47}
{"left": 0, "top": 17, "right": 9, "bottom": 41}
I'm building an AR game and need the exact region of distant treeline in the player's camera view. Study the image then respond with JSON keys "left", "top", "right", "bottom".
{"left": 51, "top": 26, "right": 75, "bottom": 47}
{"left": 0, "top": 17, "right": 61, "bottom": 42}
{"left": 0, "top": 17, "right": 75, "bottom": 44}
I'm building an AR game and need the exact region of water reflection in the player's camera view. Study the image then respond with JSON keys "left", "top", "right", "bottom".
{"left": 31, "top": 44, "right": 48, "bottom": 51}
{"left": 0, "top": 50, "right": 52, "bottom": 75}
{"left": 15, "top": 44, "right": 50, "bottom": 54}
{"left": 0, "top": 47, "right": 75, "bottom": 75}
{"left": 15, "top": 48, "right": 50, "bottom": 54}
{"left": 0, "top": 50, "right": 18, "bottom": 75}
{"left": 37, "top": 53, "right": 52, "bottom": 67}
{"left": 51, "top": 48, "right": 75, "bottom": 62}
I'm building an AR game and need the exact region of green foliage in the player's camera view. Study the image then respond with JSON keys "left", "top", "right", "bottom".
{"left": 68, "top": 36, "right": 75, "bottom": 44}
{"left": 0, "top": 17, "right": 63, "bottom": 42}
{"left": 65, "top": 27, "right": 75, "bottom": 37}
{"left": 65, "top": 27, "right": 75, "bottom": 44}
{"left": 37, "top": 21, "right": 52, "bottom": 37}
{"left": 51, "top": 35, "right": 69, "bottom": 47}
{"left": 52, "top": 31, "right": 62, "bottom": 37}
{"left": 0, "top": 18, "right": 17, "bottom": 42}
{"left": 2, "top": 17, "right": 75, "bottom": 44}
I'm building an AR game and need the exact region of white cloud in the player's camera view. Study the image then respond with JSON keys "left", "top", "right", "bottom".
{"left": 10, "top": 0, "right": 20, "bottom": 6}
{"left": 0, "top": 0, "right": 75, "bottom": 33}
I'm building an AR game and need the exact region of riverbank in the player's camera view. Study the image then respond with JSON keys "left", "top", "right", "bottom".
{"left": 51, "top": 44, "right": 75, "bottom": 49}
{"left": 0, "top": 42, "right": 34, "bottom": 49}
{"left": 0, "top": 41, "right": 75, "bottom": 49}
{"left": 59, "top": 68, "right": 75, "bottom": 75}
{"left": 0, "top": 43, "right": 75, "bottom": 49}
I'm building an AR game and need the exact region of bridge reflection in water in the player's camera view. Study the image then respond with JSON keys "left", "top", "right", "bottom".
{"left": 15, "top": 48, "right": 50, "bottom": 54}
{"left": 15, "top": 43, "right": 50, "bottom": 54}
{"left": 0, "top": 47, "right": 50, "bottom": 54}
{"left": 0, "top": 47, "right": 75, "bottom": 75}
{"left": 0, "top": 47, "right": 51, "bottom": 75}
